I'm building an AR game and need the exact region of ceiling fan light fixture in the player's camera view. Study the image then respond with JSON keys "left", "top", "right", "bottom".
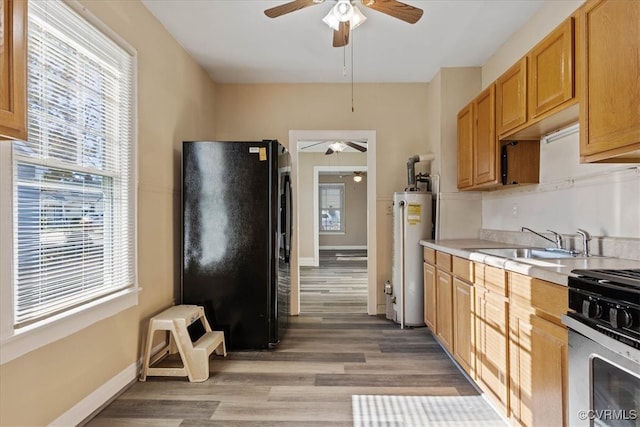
{"left": 322, "top": 9, "right": 340, "bottom": 31}
{"left": 350, "top": 5, "right": 367, "bottom": 30}
{"left": 329, "top": 141, "right": 345, "bottom": 152}
{"left": 333, "top": 0, "right": 354, "bottom": 22}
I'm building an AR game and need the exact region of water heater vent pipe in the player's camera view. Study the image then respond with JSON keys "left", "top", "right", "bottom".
{"left": 407, "top": 153, "right": 435, "bottom": 190}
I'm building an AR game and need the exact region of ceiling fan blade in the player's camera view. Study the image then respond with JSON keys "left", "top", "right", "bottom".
{"left": 325, "top": 148, "right": 335, "bottom": 155}
{"left": 333, "top": 21, "right": 350, "bottom": 48}
{"left": 361, "top": 0, "right": 423, "bottom": 24}
{"left": 264, "top": 0, "right": 322, "bottom": 18}
{"left": 344, "top": 141, "right": 367, "bottom": 152}
{"left": 301, "top": 141, "right": 328, "bottom": 150}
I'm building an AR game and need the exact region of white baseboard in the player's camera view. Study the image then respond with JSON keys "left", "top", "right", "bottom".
{"left": 49, "top": 362, "right": 137, "bottom": 426}
{"left": 298, "top": 257, "right": 316, "bottom": 267}
{"left": 319, "top": 245, "right": 368, "bottom": 250}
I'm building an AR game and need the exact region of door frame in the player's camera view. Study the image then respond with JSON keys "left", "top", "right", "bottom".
{"left": 289, "top": 130, "right": 377, "bottom": 316}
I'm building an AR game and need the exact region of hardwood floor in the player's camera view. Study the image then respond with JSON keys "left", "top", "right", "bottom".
{"left": 300, "top": 250, "right": 368, "bottom": 314}
{"left": 85, "top": 314, "right": 506, "bottom": 426}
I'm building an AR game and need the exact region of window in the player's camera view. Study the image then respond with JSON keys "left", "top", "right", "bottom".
{"left": 319, "top": 184, "right": 345, "bottom": 233}
{"left": 0, "top": 0, "right": 136, "bottom": 358}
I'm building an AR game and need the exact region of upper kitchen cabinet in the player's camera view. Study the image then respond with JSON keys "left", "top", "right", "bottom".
{"left": 456, "top": 103, "right": 474, "bottom": 189}
{"left": 498, "top": 16, "right": 578, "bottom": 141}
{"left": 579, "top": 0, "right": 640, "bottom": 163}
{"left": 473, "top": 85, "right": 499, "bottom": 187}
{"left": 496, "top": 58, "right": 527, "bottom": 136}
{"left": 528, "top": 17, "right": 575, "bottom": 120}
{"left": 0, "top": 0, "right": 27, "bottom": 141}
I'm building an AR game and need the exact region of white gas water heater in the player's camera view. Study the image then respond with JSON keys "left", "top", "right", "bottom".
{"left": 388, "top": 154, "right": 435, "bottom": 328}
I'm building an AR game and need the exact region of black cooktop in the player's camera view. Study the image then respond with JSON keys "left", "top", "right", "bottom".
{"left": 571, "top": 269, "right": 640, "bottom": 288}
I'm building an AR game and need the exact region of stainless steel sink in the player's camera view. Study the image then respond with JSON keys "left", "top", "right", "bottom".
{"left": 472, "top": 247, "right": 582, "bottom": 260}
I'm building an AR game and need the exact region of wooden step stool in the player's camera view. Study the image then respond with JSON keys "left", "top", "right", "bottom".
{"left": 140, "top": 304, "right": 226, "bottom": 382}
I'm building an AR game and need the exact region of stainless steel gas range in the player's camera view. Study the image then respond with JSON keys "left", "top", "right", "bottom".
{"left": 563, "top": 269, "right": 640, "bottom": 427}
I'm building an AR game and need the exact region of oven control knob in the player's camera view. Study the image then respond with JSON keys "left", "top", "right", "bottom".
{"left": 582, "top": 299, "right": 602, "bottom": 319}
{"left": 609, "top": 307, "right": 633, "bottom": 329}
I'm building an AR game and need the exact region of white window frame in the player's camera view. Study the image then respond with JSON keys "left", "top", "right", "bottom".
{"left": 0, "top": 0, "right": 139, "bottom": 365}
{"left": 319, "top": 183, "right": 345, "bottom": 234}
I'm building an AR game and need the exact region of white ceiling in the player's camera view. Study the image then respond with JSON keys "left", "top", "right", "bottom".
{"left": 140, "top": 0, "right": 545, "bottom": 84}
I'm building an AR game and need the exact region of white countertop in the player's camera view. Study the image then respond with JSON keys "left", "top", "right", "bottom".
{"left": 420, "top": 239, "right": 640, "bottom": 286}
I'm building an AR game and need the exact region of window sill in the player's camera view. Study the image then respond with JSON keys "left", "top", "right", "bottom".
{"left": 0, "top": 287, "right": 140, "bottom": 365}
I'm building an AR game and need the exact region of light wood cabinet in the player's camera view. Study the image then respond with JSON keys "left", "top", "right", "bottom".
{"left": 476, "top": 288, "right": 509, "bottom": 415}
{"left": 473, "top": 84, "right": 499, "bottom": 187}
{"left": 457, "top": 103, "right": 474, "bottom": 189}
{"left": 423, "top": 261, "right": 436, "bottom": 331}
{"left": 579, "top": 0, "right": 640, "bottom": 162}
{"left": 435, "top": 269, "right": 453, "bottom": 352}
{"left": 508, "top": 272, "right": 569, "bottom": 427}
{"left": 496, "top": 58, "right": 527, "bottom": 135}
{"left": 528, "top": 18, "right": 575, "bottom": 120}
{"left": 453, "top": 276, "right": 474, "bottom": 377}
{"left": 475, "top": 264, "right": 509, "bottom": 415}
{"left": 0, "top": 0, "right": 27, "bottom": 141}
{"left": 457, "top": 85, "right": 499, "bottom": 190}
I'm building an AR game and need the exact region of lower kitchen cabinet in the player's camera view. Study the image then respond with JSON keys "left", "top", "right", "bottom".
{"left": 508, "top": 272, "right": 569, "bottom": 427}
{"left": 453, "top": 277, "right": 475, "bottom": 377}
{"left": 476, "top": 287, "right": 509, "bottom": 415}
{"left": 435, "top": 269, "right": 453, "bottom": 352}
{"left": 423, "top": 262, "right": 436, "bottom": 330}
{"left": 421, "top": 247, "right": 570, "bottom": 426}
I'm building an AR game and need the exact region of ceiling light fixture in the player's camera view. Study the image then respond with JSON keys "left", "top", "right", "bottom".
{"left": 322, "top": 0, "right": 367, "bottom": 31}
{"left": 353, "top": 172, "right": 363, "bottom": 183}
{"left": 329, "top": 141, "right": 345, "bottom": 152}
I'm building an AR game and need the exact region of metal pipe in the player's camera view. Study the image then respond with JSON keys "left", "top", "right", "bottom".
{"left": 406, "top": 153, "right": 435, "bottom": 190}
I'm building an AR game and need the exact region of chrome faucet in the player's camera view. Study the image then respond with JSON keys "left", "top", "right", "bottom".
{"left": 577, "top": 229, "right": 592, "bottom": 257}
{"left": 521, "top": 227, "right": 563, "bottom": 249}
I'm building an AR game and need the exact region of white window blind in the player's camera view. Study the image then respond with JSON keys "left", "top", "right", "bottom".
{"left": 12, "top": 0, "right": 135, "bottom": 327}
{"left": 319, "top": 184, "right": 344, "bottom": 232}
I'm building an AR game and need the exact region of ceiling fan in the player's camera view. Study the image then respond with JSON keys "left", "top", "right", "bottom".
{"left": 302, "top": 140, "right": 367, "bottom": 155}
{"left": 264, "top": 0, "right": 424, "bottom": 48}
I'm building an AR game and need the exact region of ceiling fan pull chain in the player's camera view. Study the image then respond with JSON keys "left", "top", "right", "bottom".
{"left": 343, "top": 46, "right": 347, "bottom": 77}
{"left": 351, "top": 31, "right": 355, "bottom": 112}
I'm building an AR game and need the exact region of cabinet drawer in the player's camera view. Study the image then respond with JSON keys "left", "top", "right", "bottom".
{"left": 478, "top": 265, "right": 507, "bottom": 297}
{"left": 452, "top": 256, "right": 474, "bottom": 282}
{"left": 424, "top": 247, "right": 436, "bottom": 264}
{"left": 509, "top": 272, "right": 568, "bottom": 324}
{"left": 436, "top": 251, "right": 452, "bottom": 271}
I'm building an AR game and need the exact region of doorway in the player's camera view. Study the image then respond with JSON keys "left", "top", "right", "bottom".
{"left": 289, "top": 130, "right": 377, "bottom": 316}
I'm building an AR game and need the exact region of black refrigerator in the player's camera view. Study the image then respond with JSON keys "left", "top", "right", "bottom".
{"left": 181, "top": 140, "right": 292, "bottom": 350}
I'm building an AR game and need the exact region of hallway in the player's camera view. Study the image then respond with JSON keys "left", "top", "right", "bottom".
{"left": 299, "top": 250, "right": 368, "bottom": 314}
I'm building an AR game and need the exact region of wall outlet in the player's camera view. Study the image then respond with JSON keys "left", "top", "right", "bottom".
{"left": 512, "top": 204, "right": 519, "bottom": 217}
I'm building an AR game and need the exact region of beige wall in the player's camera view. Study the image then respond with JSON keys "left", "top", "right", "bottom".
{"left": 0, "top": 0, "right": 218, "bottom": 425}
{"left": 318, "top": 174, "right": 368, "bottom": 249}
{"left": 215, "top": 83, "right": 430, "bottom": 305}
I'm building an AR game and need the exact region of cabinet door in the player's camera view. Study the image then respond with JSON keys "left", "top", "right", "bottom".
{"left": 423, "top": 262, "right": 436, "bottom": 330}
{"left": 0, "top": 0, "right": 27, "bottom": 140}
{"left": 496, "top": 58, "right": 527, "bottom": 135}
{"left": 510, "top": 306, "right": 568, "bottom": 427}
{"left": 435, "top": 269, "right": 453, "bottom": 351}
{"left": 457, "top": 103, "right": 474, "bottom": 189}
{"left": 579, "top": 0, "right": 640, "bottom": 162}
{"left": 453, "top": 277, "right": 474, "bottom": 377}
{"left": 476, "top": 290, "right": 509, "bottom": 414}
{"left": 473, "top": 85, "right": 499, "bottom": 186}
{"left": 528, "top": 18, "right": 574, "bottom": 119}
